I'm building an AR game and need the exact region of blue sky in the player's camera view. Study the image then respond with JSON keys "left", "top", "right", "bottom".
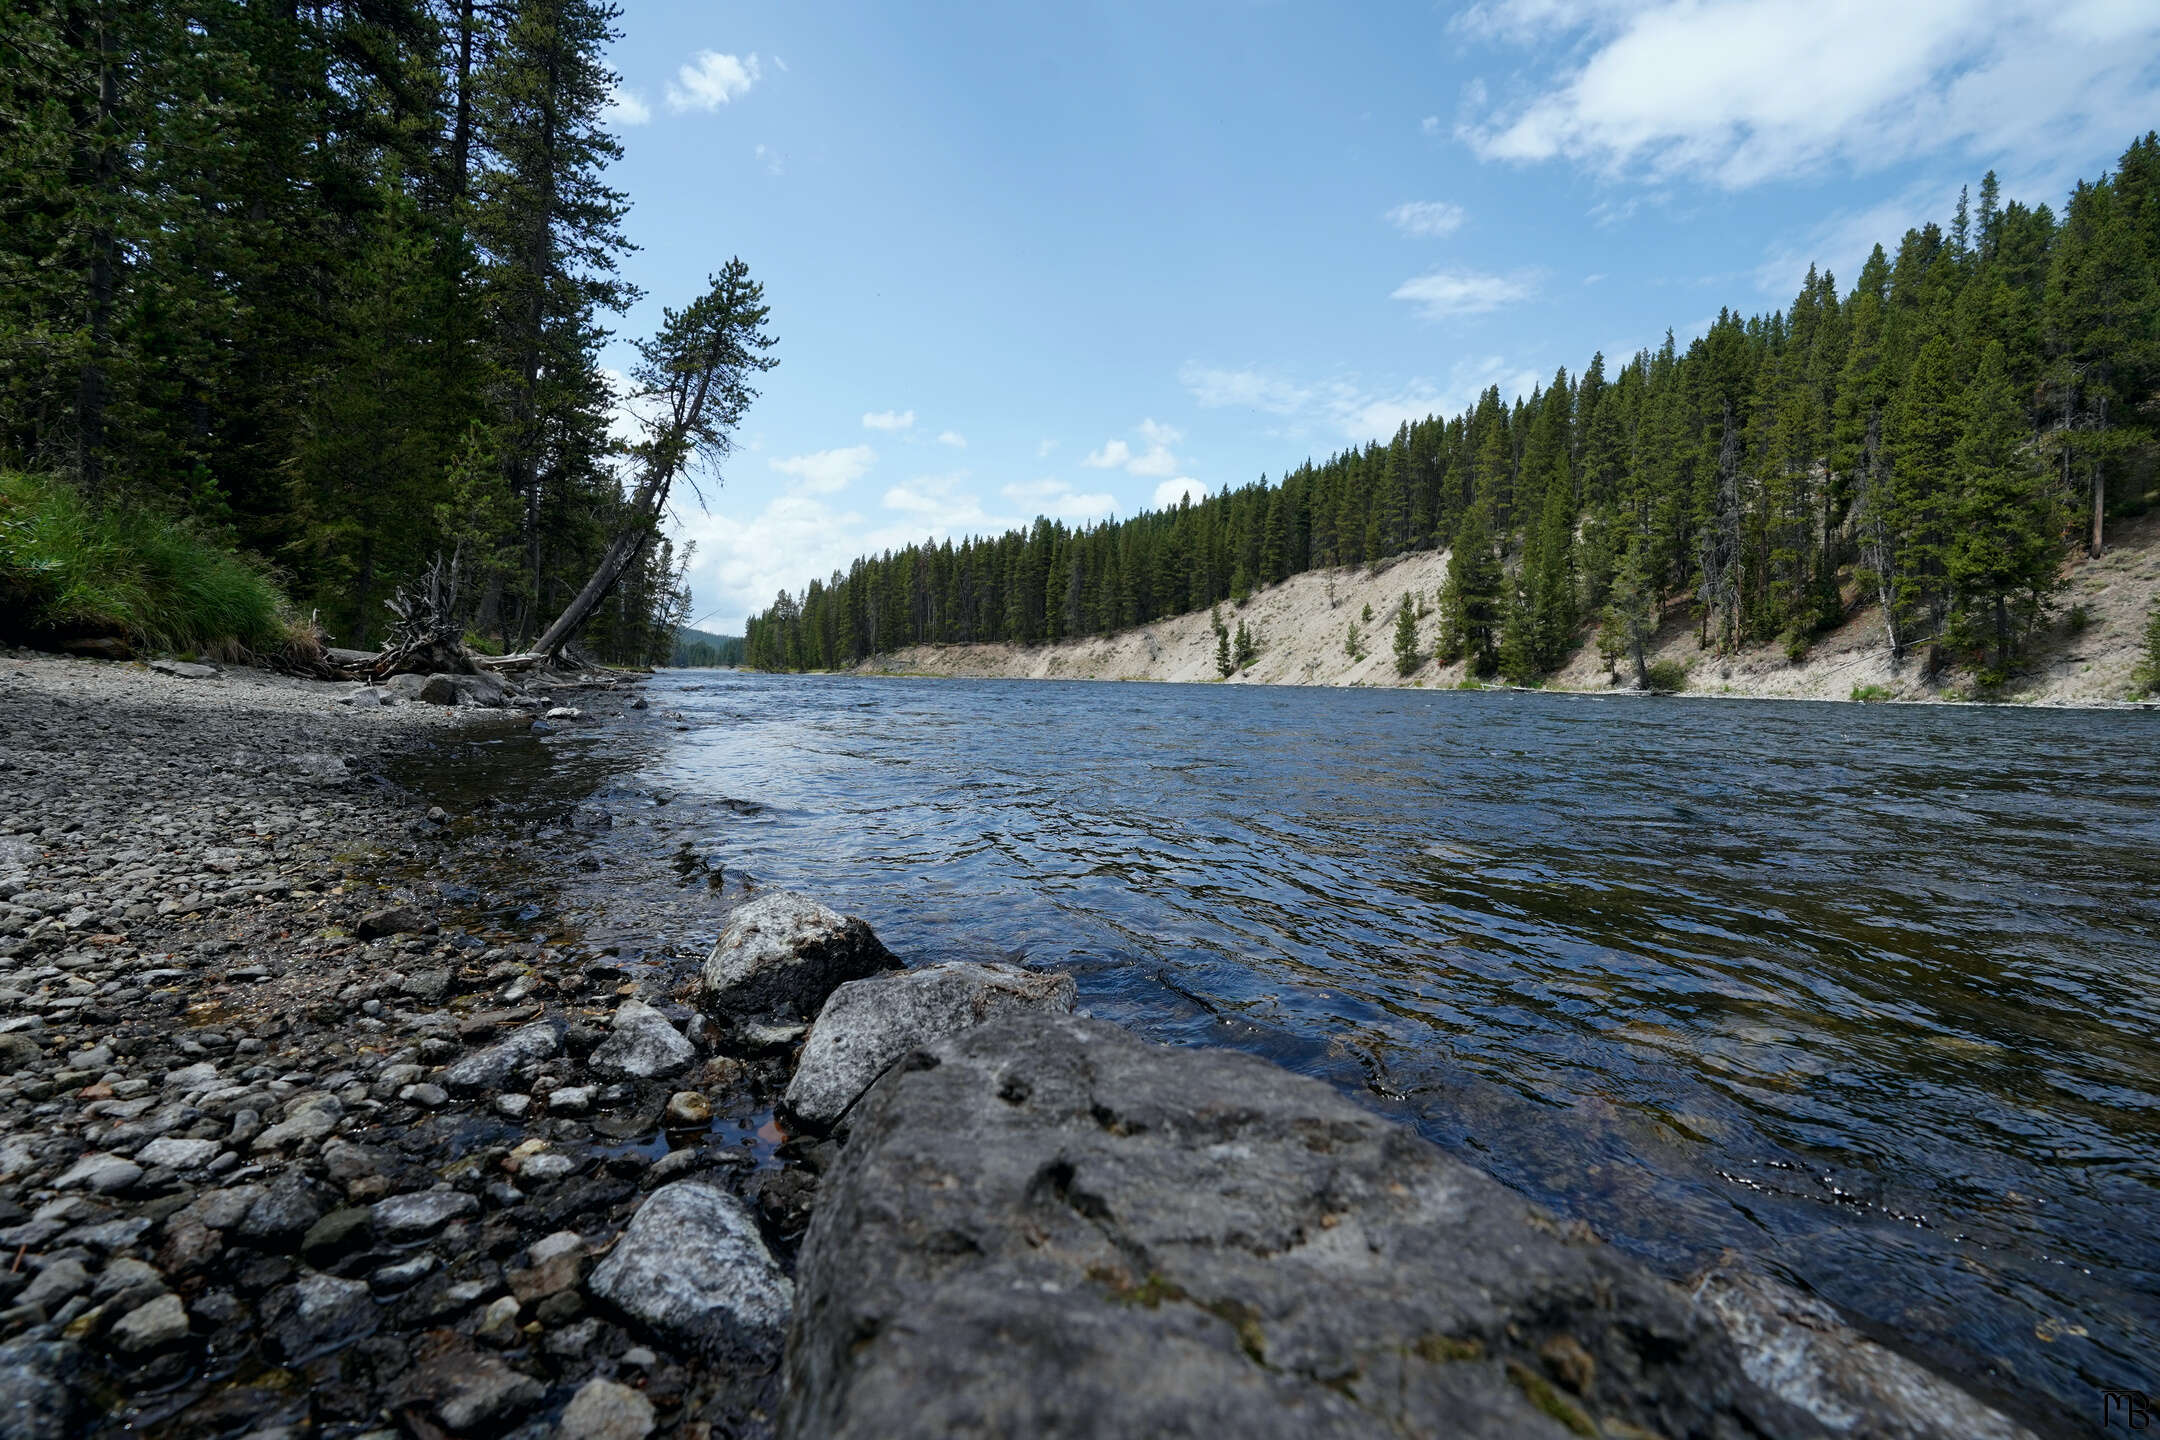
{"left": 594, "top": 0, "right": 2160, "bottom": 633}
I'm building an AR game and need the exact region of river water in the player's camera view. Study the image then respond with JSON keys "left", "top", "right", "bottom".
{"left": 415, "top": 672, "right": 2160, "bottom": 1432}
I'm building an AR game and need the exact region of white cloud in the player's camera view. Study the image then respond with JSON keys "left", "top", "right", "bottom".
{"left": 1421, "top": 115, "right": 1442, "bottom": 136}
{"left": 667, "top": 51, "right": 761, "bottom": 112}
{"left": 1152, "top": 478, "right": 1208, "bottom": 509}
{"left": 861, "top": 409, "right": 915, "bottom": 432}
{"left": 937, "top": 430, "right": 967, "bottom": 449}
{"left": 754, "top": 144, "right": 785, "bottom": 176}
{"left": 1001, "top": 478, "right": 1117, "bottom": 522}
{"left": 1453, "top": 0, "right": 2160, "bottom": 189}
{"left": 1389, "top": 269, "right": 1537, "bottom": 320}
{"left": 1182, "top": 357, "right": 1545, "bottom": 443}
{"left": 604, "top": 86, "right": 652, "bottom": 126}
{"left": 1036, "top": 438, "right": 1057, "bottom": 458}
{"left": 1082, "top": 420, "right": 1182, "bottom": 478}
{"left": 1387, "top": 201, "right": 1468, "bottom": 237}
{"left": 768, "top": 445, "right": 875, "bottom": 495}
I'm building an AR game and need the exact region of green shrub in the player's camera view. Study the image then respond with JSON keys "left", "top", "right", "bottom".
{"left": 1849, "top": 683, "right": 1894, "bottom": 703}
{"left": 2066, "top": 603, "right": 2091, "bottom": 635}
{"left": 1643, "top": 659, "right": 1688, "bottom": 693}
{"left": 1781, "top": 627, "right": 1811, "bottom": 664}
{"left": 0, "top": 471, "right": 300, "bottom": 657}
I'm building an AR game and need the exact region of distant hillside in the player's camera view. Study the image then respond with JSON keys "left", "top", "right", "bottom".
{"left": 867, "top": 509, "right": 2160, "bottom": 706}
{"left": 671, "top": 627, "right": 745, "bottom": 668}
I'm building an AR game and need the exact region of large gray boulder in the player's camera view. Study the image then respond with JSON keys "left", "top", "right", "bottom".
{"left": 783, "top": 1012, "right": 1829, "bottom": 1440}
{"left": 784, "top": 962, "right": 1077, "bottom": 1129}
{"left": 700, "top": 893, "right": 898, "bottom": 1029}
{"left": 587, "top": 1182, "right": 793, "bottom": 1365}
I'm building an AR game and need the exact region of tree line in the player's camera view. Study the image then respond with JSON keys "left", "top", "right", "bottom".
{"left": 0, "top": 0, "right": 710, "bottom": 663}
{"left": 749, "top": 138, "right": 2158, "bottom": 684}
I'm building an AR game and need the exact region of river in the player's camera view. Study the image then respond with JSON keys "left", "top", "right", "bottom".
{"left": 409, "top": 672, "right": 2160, "bottom": 1432}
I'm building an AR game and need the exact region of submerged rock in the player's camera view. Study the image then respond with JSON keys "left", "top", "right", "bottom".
{"left": 0, "top": 1340, "right": 81, "bottom": 1440}
{"left": 783, "top": 1012, "right": 1830, "bottom": 1440}
{"left": 700, "top": 892, "right": 898, "bottom": 1028}
{"left": 1693, "top": 1265, "right": 2036, "bottom": 1440}
{"left": 784, "top": 962, "right": 1078, "bottom": 1129}
{"left": 587, "top": 1181, "right": 792, "bottom": 1365}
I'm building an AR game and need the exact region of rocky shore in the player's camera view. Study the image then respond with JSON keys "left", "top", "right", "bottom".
{"left": 0, "top": 653, "right": 2045, "bottom": 1438}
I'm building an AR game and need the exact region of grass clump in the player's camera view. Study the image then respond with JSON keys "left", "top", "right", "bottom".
{"left": 1849, "top": 683, "right": 1895, "bottom": 703}
{"left": 0, "top": 471, "right": 302, "bottom": 658}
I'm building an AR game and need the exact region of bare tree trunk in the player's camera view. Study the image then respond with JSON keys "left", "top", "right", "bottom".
{"left": 2090, "top": 461, "right": 2106, "bottom": 558}
{"left": 529, "top": 478, "right": 663, "bottom": 659}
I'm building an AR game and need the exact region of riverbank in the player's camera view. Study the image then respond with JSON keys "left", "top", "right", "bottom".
{"left": 863, "top": 508, "right": 2160, "bottom": 706}
{"left": 0, "top": 652, "right": 818, "bottom": 1436}
{"left": 0, "top": 655, "right": 2066, "bottom": 1437}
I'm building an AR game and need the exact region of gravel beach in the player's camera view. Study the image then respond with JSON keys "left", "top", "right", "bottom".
{"left": 0, "top": 653, "right": 804, "bottom": 1439}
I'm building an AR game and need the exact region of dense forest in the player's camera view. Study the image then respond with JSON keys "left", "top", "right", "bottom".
{"left": 748, "top": 140, "right": 2159, "bottom": 686}
{"left": 0, "top": 0, "right": 715, "bottom": 663}
{"left": 671, "top": 626, "right": 746, "bottom": 668}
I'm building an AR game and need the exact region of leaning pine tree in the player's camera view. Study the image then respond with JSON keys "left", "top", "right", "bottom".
{"left": 524, "top": 260, "right": 778, "bottom": 662}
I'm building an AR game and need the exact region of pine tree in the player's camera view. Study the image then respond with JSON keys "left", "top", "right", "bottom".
{"left": 1392, "top": 592, "right": 1420, "bottom": 676}
{"left": 1947, "top": 342, "right": 2062, "bottom": 672}
{"left": 1438, "top": 502, "right": 1503, "bottom": 676}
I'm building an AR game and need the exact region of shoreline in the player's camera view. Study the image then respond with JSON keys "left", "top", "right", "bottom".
{"left": 0, "top": 653, "right": 2057, "bottom": 1437}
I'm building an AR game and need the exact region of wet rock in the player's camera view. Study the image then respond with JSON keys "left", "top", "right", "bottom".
{"left": 0, "top": 1033, "right": 41, "bottom": 1072}
{"left": 393, "top": 1331, "right": 545, "bottom": 1432}
{"left": 588, "top": 1000, "right": 695, "bottom": 1081}
{"left": 252, "top": 1091, "right": 342, "bottom": 1151}
{"left": 548, "top": 1085, "right": 595, "bottom": 1116}
{"left": 237, "top": 1175, "right": 326, "bottom": 1251}
{"left": 444, "top": 1020, "right": 562, "bottom": 1093}
{"left": 417, "top": 674, "right": 462, "bottom": 706}
{"left": 586, "top": 1182, "right": 792, "bottom": 1363}
{"left": 784, "top": 961, "right": 1078, "bottom": 1129}
{"left": 356, "top": 905, "right": 427, "bottom": 940}
{"left": 784, "top": 1012, "right": 1827, "bottom": 1440}
{"left": 262, "top": 1271, "right": 378, "bottom": 1362}
{"left": 700, "top": 892, "right": 898, "bottom": 1028}
{"left": 52, "top": 1152, "right": 141, "bottom": 1195}
{"left": 559, "top": 1377, "right": 656, "bottom": 1440}
{"left": 399, "top": 1082, "right": 449, "bottom": 1108}
{"left": 1693, "top": 1265, "right": 2036, "bottom": 1440}
{"left": 372, "top": 1188, "right": 479, "bottom": 1243}
{"left": 19, "top": 1261, "right": 89, "bottom": 1311}
{"left": 108, "top": 1294, "right": 190, "bottom": 1355}
{"left": 149, "top": 659, "right": 218, "bottom": 679}
{"left": 0, "top": 1339, "right": 81, "bottom": 1440}
{"left": 301, "top": 1207, "right": 375, "bottom": 1266}
{"left": 664, "top": 1091, "right": 712, "bottom": 1127}
{"left": 134, "top": 1136, "right": 222, "bottom": 1170}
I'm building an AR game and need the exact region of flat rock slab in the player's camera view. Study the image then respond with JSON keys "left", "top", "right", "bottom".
{"left": 701, "top": 892, "right": 899, "bottom": 1028}
{"left": 784, "top": 962, "right": 1078, "bottom": 1128}
{"left": 783, "top": 1013, "right": 1829, "bottom": 1440}
{"left": 588, "top": 1181, "right": 792, "bottom": 1365}
{"left": 148, "top": 660, "right": 218, "bottom": 679}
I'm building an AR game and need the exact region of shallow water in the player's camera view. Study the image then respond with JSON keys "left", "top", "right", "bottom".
{"left": 414, "top": 673, "right": 2160, "bottom": 1431}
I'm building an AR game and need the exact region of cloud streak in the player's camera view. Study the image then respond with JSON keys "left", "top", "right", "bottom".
{"left": 1387, "top": 201, "right": 1468, "bottom": 237}
{"left": 1389, "top": 269, "right": 1537, "bottom": 320}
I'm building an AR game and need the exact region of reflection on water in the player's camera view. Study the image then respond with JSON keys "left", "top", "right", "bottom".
{"left": 412, "top": 674, "right": 2160, "bottom": 1431}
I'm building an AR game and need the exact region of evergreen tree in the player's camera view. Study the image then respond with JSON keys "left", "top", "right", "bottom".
{"left": 1392, "top": 592, "right": 1420, "bottom": 676}
{"left": 1947, "top": 342, "right": 2062, "bottom": 671}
